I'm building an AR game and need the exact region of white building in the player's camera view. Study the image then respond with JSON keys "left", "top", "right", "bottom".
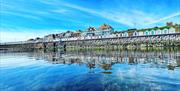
{"left": 156, "top": 29, "right": 161, "bottom": 35}
{"left": 144, "top": 30, "right": 150, "bottom": 36}
{"left": 133, "top": 31, "right": 139, "bottom": 36}
{"left": 169, "top": 27, "right": 176, "bottom": 34}
{"left": 150, "top": 30, "right": 155, "bottom": 35}
{"left": 138, "top": 31, "right": 144, "bottom": 36}
{"left": 122, "top": 32, "right": 129, "bottom": 37}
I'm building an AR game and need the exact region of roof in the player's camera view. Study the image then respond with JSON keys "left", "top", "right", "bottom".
{"left": 99, "top": 24, "right": 113, "bottom": 30}
{"left": 87, "top": 27, "right": 96, "bottom": 32}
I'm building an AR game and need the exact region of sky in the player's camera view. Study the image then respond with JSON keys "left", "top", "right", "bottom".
{"left": 0, "top": 0, "right": 180, "bottom": 42}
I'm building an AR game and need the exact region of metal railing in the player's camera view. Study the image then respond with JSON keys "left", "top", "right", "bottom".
{"left": 1, "top": 33, "right": 179, "bottom": 45}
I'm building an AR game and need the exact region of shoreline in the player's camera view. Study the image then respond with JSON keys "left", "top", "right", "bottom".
{"left": 1, "top": 46, "right": 180, "bottom": 53}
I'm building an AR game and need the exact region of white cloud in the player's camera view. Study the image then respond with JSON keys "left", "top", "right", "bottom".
{"left": 51, "top": 9, "right": 67, "bottom": 14}
{"left": 0, "top": 28, "right": 66, "bottom": 43}
{"left": 1, "top": 11, "right": 42, "bottom": 20}
{"left": 59, "top": 2, "right": 180, "bottom": 28}
{"left": 0, "top": 31, "right": 39, "bottom": 43}
{"left": 1, "top": 1, "right": 180, "bottom": 43}
{"left": 35, "top": 1, "right": 180, "bottom": 28}
{"left": 147, "top": 11, "right": 180, "bottom": 25}
{"left": 59, "top": 3, "right": 136, "bottom": 26}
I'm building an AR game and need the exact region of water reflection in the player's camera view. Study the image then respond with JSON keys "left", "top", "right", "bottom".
{"left": 1, "top": 49, "right": 180, "bottom": 91}
{"left": 29, "top": 50, "right": 180, "bottom": 71}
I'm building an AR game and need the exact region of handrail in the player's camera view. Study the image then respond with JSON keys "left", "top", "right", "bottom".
{"left": 0, "top": 33, "right": 179, "bottom": 45}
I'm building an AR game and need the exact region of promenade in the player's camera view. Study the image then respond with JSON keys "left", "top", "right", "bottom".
{"left": 0, "top": 33, "right": 180, "bottom": 51}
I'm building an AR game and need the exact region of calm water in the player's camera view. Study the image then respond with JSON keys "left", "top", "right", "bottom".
{"left": 0, "top": 50, "right": 180, "bottom": 91}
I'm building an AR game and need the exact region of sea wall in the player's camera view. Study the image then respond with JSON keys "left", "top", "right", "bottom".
{"left": 1, "top": 33, "right": 180, "bottom": 51}
{"left": 63, "top": 34, "right": 180, "bottom": 50}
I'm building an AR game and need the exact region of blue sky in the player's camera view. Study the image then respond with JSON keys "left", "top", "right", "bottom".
{"left": 0, "top": 0, "right": 180, "bottom": 42}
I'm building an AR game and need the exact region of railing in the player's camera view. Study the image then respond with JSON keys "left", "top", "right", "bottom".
{"left": 62, "top": 33, "right": 180, "bottom": 42}
{"left": 1, "top": 33, "right": 180, "bottom": 45}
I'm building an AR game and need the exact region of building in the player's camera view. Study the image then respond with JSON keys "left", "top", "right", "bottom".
{"left": 113, "top": 23, "right": 179, "bottom": 38}
{"left": 39, "top": 22, "right": 180, "bottom": 42}
{"left": 82, "top": 24, "right": 114, "bottom": 37}
{"left": 69, "top": 30, "right": 81, "bottom": 38}
{"left": 27, "top": 38, "right": 35, "bottom": 42}
{"left": 169, "top": 27, "right": 176, "bottom": 34}
{"left": 63, "top": 31, "right": 74, "bottom": 38}
{"left": 35, "top": 37, "right": 43, "bottom": 42}
{"left": 44, "top": 34, "right": 56, "bottom": 42}
{"left": 167, "top": 22, "right": 173, "bottom": 26}
{"left": 131, "top": 23, "right": 179, "bottom": 36}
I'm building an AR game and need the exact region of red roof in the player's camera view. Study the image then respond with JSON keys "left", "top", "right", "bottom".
{"left": 99, "top": 24, "right": 112, "bottom": 30}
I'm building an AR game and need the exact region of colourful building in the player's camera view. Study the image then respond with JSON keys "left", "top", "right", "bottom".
{"left": 82, "top": 24, "right": 114, "bottom": 37}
